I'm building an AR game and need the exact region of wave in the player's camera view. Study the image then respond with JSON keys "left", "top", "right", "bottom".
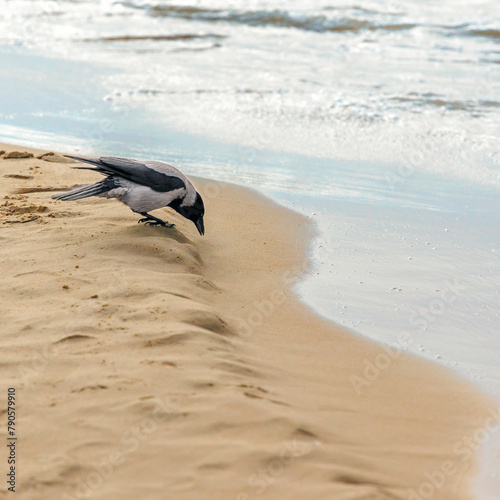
{"left": 104, "top": 88, "right": 289, "bottom": 100}
{"left": 119, "top": 3, "right": 416, "bottom": 33}
{"left": 440, "top": 24, "right": 500, "bottom": 42}
{"left": 391, "top": 93, "right": 500, "bottom": 112}
{"left": 466, "top": 28, "right": 500, "bottom": 40}
{"left": 85, "top": 33, "right": 226, "bottom": 43}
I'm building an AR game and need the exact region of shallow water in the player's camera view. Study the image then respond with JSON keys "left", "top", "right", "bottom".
{"left": 1, "top": 0, "right": 499, "bottom": 496}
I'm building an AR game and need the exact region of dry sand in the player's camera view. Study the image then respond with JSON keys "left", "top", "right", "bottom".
{"left": 0, "top": 143, "right": 493, "bottom": 500}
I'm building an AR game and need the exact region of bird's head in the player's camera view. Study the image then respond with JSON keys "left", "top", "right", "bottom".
{"left": 176, "top": 192, "right": 205, "bottom": 236}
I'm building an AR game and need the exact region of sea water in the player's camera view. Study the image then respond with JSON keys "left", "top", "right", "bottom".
{"left": 0, "top": 0, "right": 499, "bottom": 496}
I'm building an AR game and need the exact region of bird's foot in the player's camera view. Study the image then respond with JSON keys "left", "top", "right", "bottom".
{"left": 145, "top": 220, "right": 175, "bottom": 228}
{"left": 138, "top": 217, "right": 174, "bottom": 228}
{"left": 137, "top": 212, "right": 174, "bottom": 228}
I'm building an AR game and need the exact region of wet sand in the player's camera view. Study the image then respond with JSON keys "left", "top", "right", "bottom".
{"left": 0, "top": 143, "right": 493, "bottom": 500}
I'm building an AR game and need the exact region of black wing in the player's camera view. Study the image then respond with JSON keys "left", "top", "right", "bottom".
{"left": 65, "top": 155, "right": 186, "bottom": 193}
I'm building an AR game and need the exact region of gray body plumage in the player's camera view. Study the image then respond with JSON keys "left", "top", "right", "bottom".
{"left": 53, "top": 155, "right": 205, "bottom": 235}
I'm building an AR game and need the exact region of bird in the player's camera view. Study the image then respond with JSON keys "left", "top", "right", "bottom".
{"left": 53, "top": 155, "right": 205, "bottom": 235}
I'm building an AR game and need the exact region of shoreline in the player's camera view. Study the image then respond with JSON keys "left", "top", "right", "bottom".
{"left": 0, "top": 143, "right": 495, "bottom": 499}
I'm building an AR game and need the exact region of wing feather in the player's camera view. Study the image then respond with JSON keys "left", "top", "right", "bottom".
{"left": 64, "top": 155, "right": 186, "bottom": 193}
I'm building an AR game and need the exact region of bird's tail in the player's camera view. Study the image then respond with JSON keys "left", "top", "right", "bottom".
{"left": 52, "top": 179, "right": 114, "bottom": 201}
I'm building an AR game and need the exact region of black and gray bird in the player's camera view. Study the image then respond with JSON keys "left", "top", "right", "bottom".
{"left": 53, "top": 155, "right": 205, "bottom": 235}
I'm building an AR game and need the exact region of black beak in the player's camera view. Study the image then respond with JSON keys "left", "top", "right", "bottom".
{"left": 195, "top": 216, "right": 205, "bottom": 236}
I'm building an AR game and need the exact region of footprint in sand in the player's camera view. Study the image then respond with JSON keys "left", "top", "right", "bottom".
{"left": 36, "top": 152, "right": 74, "bottom": 163}
{"left": 4, "top": 174, "right": 33, "bottom": 180}
{"left": 2, "top": 151, "right": 33, "bottom": 159}
{"left": 0, "top": 198, "right": 50, "bottom": 224}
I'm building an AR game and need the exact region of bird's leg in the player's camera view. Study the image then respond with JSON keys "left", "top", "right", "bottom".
{"left": 137, "top": 212, "right": 175, "bottom": 228}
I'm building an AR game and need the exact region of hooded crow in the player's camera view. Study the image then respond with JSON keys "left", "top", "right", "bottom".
{"left": 53, "top": 155, "right": 205, "bottom": 235}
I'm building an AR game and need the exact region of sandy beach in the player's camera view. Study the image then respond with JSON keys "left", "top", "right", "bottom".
{"left": 0, "top": 143, "right": 494, "bottom": 500}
